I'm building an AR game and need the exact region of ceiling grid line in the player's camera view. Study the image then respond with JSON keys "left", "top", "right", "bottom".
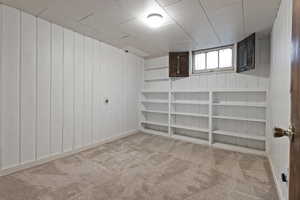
{"left": 78, "top": 12, "right": 94, "bottom": 22}
{"left": 154, "top": 0, "right": 200, "bottom": 46}
{"left": 36, "top": 7, "right": 48, "bottom": 17}
{"left": 197, "top": 0, "right": 221, "bottom": 43}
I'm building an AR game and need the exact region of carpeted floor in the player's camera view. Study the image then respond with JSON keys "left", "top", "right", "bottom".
{"left": 0, "top": 132, "right": 278, "bottom": 200}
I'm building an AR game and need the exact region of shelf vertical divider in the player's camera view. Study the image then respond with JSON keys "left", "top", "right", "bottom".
{"left": 168, "top": 78, "right": 172, "bottom": 137}
{"left": 209, "top": 91, "right": 213, "bottom": 145}
{"left": 265, "top": 89, "right": 269, "bottom": 154}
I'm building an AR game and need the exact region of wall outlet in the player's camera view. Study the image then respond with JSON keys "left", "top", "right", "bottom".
{"left": 281, "top": 173, "right": 287, "bottom": 183}
{"left": 281, "top": 168, "right": 289, "bottom": 184}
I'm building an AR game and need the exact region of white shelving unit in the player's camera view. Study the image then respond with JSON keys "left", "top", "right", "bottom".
{"left": 213, "top": 102, "right": 266, "bottom": 107}
{"left": 140, "top": 63, "right": 170, "bottom": 136}
{"left": 172, "top": 100, "right": 209, "bottom": 105}
{"left": 212, "top": 115, "right": 266, "bottom": 123}
{"left": 141, "top": 121, "right": 168, "bottom": 127}
{"left": 140, "top": 88, "right": 268, "bottom": 155}
{"left": 211, "top": 90, "right": 267, "bottom": 154}
{"left": 140, "top": 60, "right": 268, "bottom": 155}
{"left": 141, "top": 110, "right": 168, "bottom": 114}
{"left": 171, "top": 112, "right": 209, "bottom": 118}
{"left": 171, "top": 125, "right": 209, "bottom": 133}
{"left": 213, "top": 130, "right": 266, "bottom": 141}
{"left": 170, "top": 90, "right": 210, "bottom": 143}
{"left": 141, "top": 100, "right": 169, "bottom": 104}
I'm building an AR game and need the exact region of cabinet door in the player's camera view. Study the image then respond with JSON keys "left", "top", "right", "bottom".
{"left": 237, "top": 33, "right": 255, "bottom": 73}
{"left": 247, "top": 33, "right": 255, "bottom": 70}
{"left": 169, "top": 52, "right": 189, "bottom": 77}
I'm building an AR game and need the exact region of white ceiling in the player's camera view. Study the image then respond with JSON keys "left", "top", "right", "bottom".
{"left": 0, "top": 0, "right": 281, "bottom": 58}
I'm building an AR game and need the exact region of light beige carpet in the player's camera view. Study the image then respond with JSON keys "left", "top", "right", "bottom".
{"left": 0, "top": 132, "right": 278, "bottom": 200}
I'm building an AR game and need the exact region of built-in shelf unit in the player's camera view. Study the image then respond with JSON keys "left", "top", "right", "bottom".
{"left": 140, "top": 58, "right": 268, "bottom": 156}
{"left": 140, "top": 61, "right": 170, "bottom": 136}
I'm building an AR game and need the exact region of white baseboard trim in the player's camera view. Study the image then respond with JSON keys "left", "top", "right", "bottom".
{"left": 0, "top": 129, "right": 139, "bottom": 177}
{"left": 268, "top": 154, "right": 286, "bottom": 200}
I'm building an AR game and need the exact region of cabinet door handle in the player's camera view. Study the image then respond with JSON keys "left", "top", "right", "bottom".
{"left": 176, "top": 56, "right": 180, "bottom": 74}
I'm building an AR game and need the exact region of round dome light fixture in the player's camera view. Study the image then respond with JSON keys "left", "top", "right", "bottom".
{"left": 147, "top": 13, "right": 163, "bottom": 28}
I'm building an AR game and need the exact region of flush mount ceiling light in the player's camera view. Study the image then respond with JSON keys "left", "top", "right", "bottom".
{"left": 147, "top": 13, "right": 163, "bottom": 28}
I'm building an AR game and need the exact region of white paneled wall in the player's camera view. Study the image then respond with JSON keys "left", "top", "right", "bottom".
{"left": 74, "top": 32, "right": 84, "bottom": 149}
{"left": 37, "top": 18, "right": 51, "bottom": 159}
{"left": 51, "top": 24, "right": 63, "bottom": 155}
{"left": 269, "top": 0, "right": 292, "bottom": 199}
{"left": 63, "top": 29, "right": 74, "bottom": 152}
{"left": 20, "top": 12, "right": 36, "bottom": 164}
{"left": 0, "top": 4, "right": 143, "bottom": 172}
{"left": 92, "top": 40, "right": 102, "bottom": 143}
{"left": 83, "top": 37, "right": 93, "bottom": 146}
{"left": 1, "top": 5, "right": 20, "bottom": 168}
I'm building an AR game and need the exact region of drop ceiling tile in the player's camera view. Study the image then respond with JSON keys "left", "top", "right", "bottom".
{"left": 72, "top": 23, "right": 101, "bottom": 39}
{"left": 165, "top": 0, "right": 219, "bottom": 48}
{"left": 199, "top": 0, "right": 241, "bottom": 12}
{"left": 120, "top": 18, "right": 191, "bottom": 51}
{"left": 154, "top": 23, "right": 192, "bottom": 45}
{"left": 244, "top": 0, "right": 280, "bottom": 34}
{"left": 96, "top": 27, "right": 131, "bottom": 43}
{"left": 79, "top": 0, "right": 132, "bottom": 33}
{"left": 202, "top": 1, "right": 244, "bottom": 44}
{"left": 40, "top": 0, "right": 101, "bottom": 21}
{"left": 118, "top": 35, "right": 166, "bottom": 57}
{"left": 116, "top": 0, "right": 174, "bottom": 27}
{"left": 39, "top": 11, "right": 78, "bottom": 32}
{"left": 157, "top": 0, "right": 183, "bottom": 7}
{"left": 168, "top": 40, "right": 195, "bottom": 51}
{"left": 1, "top": 0, "right": 57, "bottom": 16}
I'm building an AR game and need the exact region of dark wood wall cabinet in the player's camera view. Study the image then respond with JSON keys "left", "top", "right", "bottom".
{"left": 237, "top": 33, "right": 256, "bottom": 73}
{"left": 169, "top": 52, "right": 189, "bottom": 77}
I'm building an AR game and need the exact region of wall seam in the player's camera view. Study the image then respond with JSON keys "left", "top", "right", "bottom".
{"left": 35, "top": 17, "right": 38, "bottom": 161}
{"left": 49, "top": 23, "right": 52, "bottom": 155}
{"left": 18, "top": 10, "right": 22, "bottom": 164}
{"left": 83, "top": 37, "right": 86, "bottom": 146}
{"left": 0, "top": 5, "right": 3, "bottom": 169}
{"left": 62, "top": 29, "right": 64, "bottom": 152}
{"left": 72, "top": 31, "right": 75, "bottom": 150}
{"left": 91, "top": 40, "right": 94, "bottom": 143}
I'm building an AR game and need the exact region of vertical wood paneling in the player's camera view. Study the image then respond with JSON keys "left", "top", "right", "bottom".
{"left": 122, "top": 54, "right": 128, "bottom": 132}
{"left": 83, "top": 37, "right": 92, "bottom": 145}
{"left": 92, "top": 41, "right": 101, "bottom": 142}
{"left": 37, "top": 18, "right": 51, "bottom": 159}
{"left": 0, "top": 4, "right": 142, "bottom": 172}
{"left": 111, "top": 47, "right": 123, "bottom": 137}
{"left": 1, "top": 5, "right": 20, "bottom": 169}
{"left": 20, "top": 12, "right": 36, "bottom": 164}
{"left": 51, "top": 24, "right": 63, "bottom": 155}
{"left": 126, "top": 54, "right": 139, "bottom": 131}
{"left": 90, "top": 39, "right": 95, "bottom": 143}
{"left": 0, "top": 5, "right": 3, "bottom": 169}
{"left": 74, "top": 32, "right": 84, "bottom": 148}
{"left": 99, "top": 43, "right": 110, "bottom": 139}
{"left": 63, "top": 29, "right": 74, "bottom": 152}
